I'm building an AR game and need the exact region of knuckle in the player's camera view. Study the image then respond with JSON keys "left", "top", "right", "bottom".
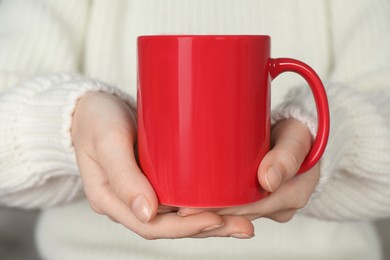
{"left": 84, "top": 190, "right": 102, "bottom": 214}
{"left": 107, "top": 215, "right": 119, "bottom": 223}
{"left": 271, "top": 211, "right": 296, "bottom": 223}
{"left": 110, "top": 174, "right": 132, "bottom": 203}
{"left": 132, "top": 223, "right": 158, "bottom": 240}
{"left": 290, "top": 191, "right": 309, "bottom": 209}
{"left": 293, "top": 196, "right": 309, "bottom": 209}
{"left": 247, "top": 214, "right": 261, "bottom": 221}
{"left": 85, "top": 189, "right": 111, "bottom": 215}
{"left": 278, "top": 149, "right": 299, "bottom": 174}
{"left": 143, "top": 235, "right": 156, "bottom": 241}
{"left": 88, "top": 200, "right": 104, "bottom": 215}
{"left": 275, "top": 214, "right": 293, "bottom": 223}
{"left": 139, "top": 230, "right": 157, "bottom": 240}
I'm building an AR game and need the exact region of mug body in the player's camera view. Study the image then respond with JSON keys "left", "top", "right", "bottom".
{"left": 137, "top": 35, "right": 271, "bottom": 207}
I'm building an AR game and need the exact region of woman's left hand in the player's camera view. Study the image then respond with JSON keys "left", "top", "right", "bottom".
{"left": 179, "top": 119, "right": 319, "bottom": 226}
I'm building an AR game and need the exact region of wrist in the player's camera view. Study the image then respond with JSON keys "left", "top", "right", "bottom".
{"left": 71, "top": 91, "right": 137, "bottom": 147}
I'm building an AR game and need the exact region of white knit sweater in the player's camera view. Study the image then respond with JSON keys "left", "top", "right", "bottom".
{"left": 0, "top": 0, "right": 389, "bottom": 259}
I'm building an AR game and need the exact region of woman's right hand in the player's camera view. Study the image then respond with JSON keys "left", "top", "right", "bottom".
{"left": 71, "top": 92, "right": 253, "bottom": 239}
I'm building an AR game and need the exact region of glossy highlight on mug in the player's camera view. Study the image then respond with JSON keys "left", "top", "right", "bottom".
{"left": 137, "top": 35, "right": 329, "bottom": 207}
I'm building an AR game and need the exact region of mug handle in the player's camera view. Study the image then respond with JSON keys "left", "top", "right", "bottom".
{"left": 268, "top": 58, "right": 330, "bottom": 173}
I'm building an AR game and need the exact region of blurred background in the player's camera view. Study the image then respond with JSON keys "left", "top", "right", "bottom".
{"left": 0, "top": 206, "right": 389, "bottom": 260}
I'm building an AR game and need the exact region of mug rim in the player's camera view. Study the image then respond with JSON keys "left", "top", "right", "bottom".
{"left": 138, "top": 34, "right": 270, "bottom": 40}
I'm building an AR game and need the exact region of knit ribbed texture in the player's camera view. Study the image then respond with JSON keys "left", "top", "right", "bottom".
{"left": 272, "top": 83, "right": 390, "bottom": 220}
{"left": 271, "top": 0, "right": 390, "bottom": 220}
{"left": 0, "top": 0, "right": 390, "bottom": 259}
{"left": 0, "top": 74, "right": 135, "bottom": 208}
{"left": 0, "top": 0, "right": 389, "bottom": 218}
{"left": 0, "top": 0, "right": 89, "bottom": 77}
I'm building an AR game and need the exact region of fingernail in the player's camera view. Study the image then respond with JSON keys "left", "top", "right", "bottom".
{"left": 265, "top": 166, "right": 283, "bottom": 192}
{"left": 177, "top": 211, "right": 187, "bottom": 217}
{"left": 230, "top": 233, "right": 254, "bottom": 239}
{"left": 202, "top": 223, "right": 224, "bottom": 232}
{"left": 132, "top": 194, "right": 152, "bottom": 223}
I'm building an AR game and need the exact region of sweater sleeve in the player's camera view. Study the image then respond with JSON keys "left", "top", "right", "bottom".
{"left": 0, "top": 0, "right": 90, "bottom": 87}
{"left": 0, "top": 1, "right": 135, "bottom": 208}
{"left": 272, "top": 0, "right": 390, "bottom": 221}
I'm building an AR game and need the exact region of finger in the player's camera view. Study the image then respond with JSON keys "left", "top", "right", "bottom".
{"left": 191, "top": 215, "right": 255, "bottom": 239}
{"left": 94, "top": 128, "right": 158, "bottom": 223}
{"left": 216, "top": 165, "right": 319, "bottom": 217}
{"left": 178, "top": 208, "right": 210, "bottom": 216}
{"left": 266, "top": 209, "right": 297, "bottom": 223}
{"left": 100, "top": 189, "right": 225, "bottom": 239}
{"left": 258, "top": 119, "right": 312, "bottom": 192}
{"left": 79, "top": 153, "right": 228, "bottom": 239}
{"left": 97, "top": 188, "right": 226, "bottom": 239}
{"left": 76, "top": 151, "right": 111, "bottom": 215}
{"left": 217, "top": 192, "right": 285, "bottom": 218}
{"left": 157, "top": 205, "right": 179, "bottom": 214}
{"left": 142, "top": 211, "right": 225, "bottom": 239}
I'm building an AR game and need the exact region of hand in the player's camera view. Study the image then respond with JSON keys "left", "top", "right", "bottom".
{"left": 179, "top": 119, "right": 319, "bottom": 223}
{"left": 71, "top": 92, "right": 254, "bottom": 239}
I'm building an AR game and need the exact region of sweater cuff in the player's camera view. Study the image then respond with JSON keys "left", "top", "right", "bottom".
{"left": 271, "top": 81, "right": 390, "bottom": 219}
{"left": 0, "top": 74, "right": 135, "bottom": 208}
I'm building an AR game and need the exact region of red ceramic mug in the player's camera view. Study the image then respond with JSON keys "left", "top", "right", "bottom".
{"left": 137, "top": 35, "right": 329, "bottom": 208}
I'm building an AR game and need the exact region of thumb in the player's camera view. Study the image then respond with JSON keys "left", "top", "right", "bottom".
{"left": 258, "top": 119, "right": 312, "bottom": 192}
{"left": 97, "top": 133, "right": 158, "bottom": 223}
